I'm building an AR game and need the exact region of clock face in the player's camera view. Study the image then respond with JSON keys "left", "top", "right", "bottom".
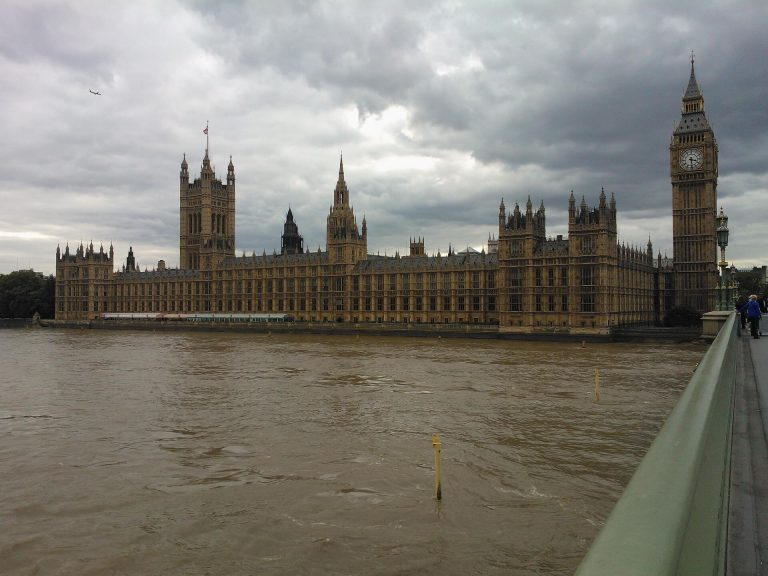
{"left": 679, "top": 148, "right": 703, "bottom": 171}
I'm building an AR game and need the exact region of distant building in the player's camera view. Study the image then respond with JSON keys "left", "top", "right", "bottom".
{"left": 55, "top": 61, "right": 720, "bottom": 333}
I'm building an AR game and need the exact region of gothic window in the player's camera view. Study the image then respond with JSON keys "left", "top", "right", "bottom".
{"left": 472, "top": 272, "right": 480, "bottom": 289}
{"left": 581, "top": 293, "right": 595, "bottom": 313}
{"left": 488, "top": 296, "right": 496, "bottom": 311}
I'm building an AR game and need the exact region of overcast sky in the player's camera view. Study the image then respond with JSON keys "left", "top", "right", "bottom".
{"left": 2, "top": 0, "right": 766, "bottom": 275}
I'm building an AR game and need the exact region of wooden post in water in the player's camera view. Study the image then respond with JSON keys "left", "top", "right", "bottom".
{"left": 594, "top": 368, "right": 601, "bottom": 403}
{"left": 432, "top": 433, "right": 442, "bottom": 500}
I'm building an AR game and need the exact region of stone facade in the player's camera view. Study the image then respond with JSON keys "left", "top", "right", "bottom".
{"left": 54, "top": 156, "right": 662, "bottom": 334}
{"left": 55, "top": 63, "right": 717, "bottom": 332}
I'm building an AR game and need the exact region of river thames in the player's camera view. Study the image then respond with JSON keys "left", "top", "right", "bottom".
{"left": 0, "top": 329, "right": 704, "bottom": 575}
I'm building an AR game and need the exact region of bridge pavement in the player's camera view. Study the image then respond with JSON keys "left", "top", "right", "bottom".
{"left": 729, "top": 316, "right": 768, "bottom": 575}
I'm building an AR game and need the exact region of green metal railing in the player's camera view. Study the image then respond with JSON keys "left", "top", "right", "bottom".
{"left": 575, "top": 314, "right": 737, "bottom": 576}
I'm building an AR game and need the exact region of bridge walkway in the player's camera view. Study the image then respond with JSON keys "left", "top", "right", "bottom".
{"left": 729, "top": 317, "right": 768, "bottom": 575}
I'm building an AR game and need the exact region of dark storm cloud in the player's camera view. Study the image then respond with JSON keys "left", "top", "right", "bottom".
{"left": 1, "top": 0, "right": 766, "bottom": 274}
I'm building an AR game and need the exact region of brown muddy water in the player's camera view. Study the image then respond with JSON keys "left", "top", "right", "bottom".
{"left": 0, "top": 329, "right": 705, "bottom": 575}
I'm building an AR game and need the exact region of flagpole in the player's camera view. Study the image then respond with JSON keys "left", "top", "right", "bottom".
{"left": 206, "top": 120, "right": 209, "bottom": 155}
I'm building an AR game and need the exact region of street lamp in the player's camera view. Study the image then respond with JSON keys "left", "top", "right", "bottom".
{"left": 716, "top": 207, "right": 730, "bottom": 311}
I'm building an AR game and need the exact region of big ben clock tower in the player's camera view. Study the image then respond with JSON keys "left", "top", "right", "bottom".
{"left": 670, "top": 53, "right": 719, "bottom": 312}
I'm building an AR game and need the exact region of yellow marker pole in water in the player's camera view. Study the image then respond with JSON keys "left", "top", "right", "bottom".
{"left": 594, "top": 368, "right": 601, "bottom": 403}
{"left": 432, "top": 433, "right": 442, "bottom": 500}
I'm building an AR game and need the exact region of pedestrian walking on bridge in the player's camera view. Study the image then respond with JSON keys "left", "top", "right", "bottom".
{"left": 738, "top": 294, "right": 762, "bottom": 339}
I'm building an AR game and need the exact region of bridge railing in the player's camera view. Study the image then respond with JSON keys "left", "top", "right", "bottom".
{"left": 575, "top": 313, "right": 738, "bottom": 576}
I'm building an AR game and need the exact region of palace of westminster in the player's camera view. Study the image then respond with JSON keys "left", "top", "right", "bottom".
{"left": 55, "top": 61, "right": 720, "bottom": 334}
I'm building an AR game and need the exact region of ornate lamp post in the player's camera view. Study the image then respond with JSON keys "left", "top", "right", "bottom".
{"left": 730, "top": 264, "right": 739, "bottom": 308}
{"left": 716, "top": 207, "right": 730, "bottom": 311}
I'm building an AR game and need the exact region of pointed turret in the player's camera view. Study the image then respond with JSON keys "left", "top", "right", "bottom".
{"left": 126, "top": 246, "right": 136, "bottom": 272}
{"left": 676, "top": 52, "right": 709, "bottom": 128}
{"left": 326, "top": 155, "right": 366, "bottom": 263}
{"left": 281, "top": 207, "right": 303, "bottom": 255}
{"left": 333, "top": 154, "right": 349, "bottom": 206}
{"left": 202, "top": 147, "right": 211, "bottom": 171}
{"left": 684, "top": 54, "right": 703, "bottom": 101}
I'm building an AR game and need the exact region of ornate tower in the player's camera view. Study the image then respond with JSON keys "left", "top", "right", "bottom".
{"left": 179, "top": 144, "right": 236, "bottom": 270}
{"left": 496, "top": 195, "right": 547, "bottom": 328}
{"left": 568, "top": 189, "right": 619, "bottom": 329}
{"left": 281, "top": 208, "right": 304, "bottom": 255}
{"left": 326, "top": 156, "right": 367, "bottom": 264}
{"left": 670, "top": 54, "right": 718, "bottom": 312}
{"left": 55, "top": 241, "right": 114, "bottom": 320}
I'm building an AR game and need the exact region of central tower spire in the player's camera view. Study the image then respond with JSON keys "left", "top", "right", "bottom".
{"left": 334, "top": 154, "right": 349, "bottom": 206}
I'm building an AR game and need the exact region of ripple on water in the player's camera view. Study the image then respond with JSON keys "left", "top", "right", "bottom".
{"left": 0, "top": 330, "right": 704, "bottom": 576}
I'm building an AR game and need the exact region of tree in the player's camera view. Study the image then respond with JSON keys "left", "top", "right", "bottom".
{"left": 733, "top": 268, "right": 768, "bottom": 300}
{"left": 0, "top": 270, "right": 56, "bottom": 319}
{"left": 663, "top": 305, "right": 702, "bottom": 328}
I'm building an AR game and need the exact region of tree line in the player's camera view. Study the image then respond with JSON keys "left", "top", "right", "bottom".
{"left": 0, "top": 270, "right": 56, "bottom": 319}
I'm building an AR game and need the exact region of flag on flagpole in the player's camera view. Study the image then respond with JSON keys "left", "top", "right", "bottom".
{"left": 203, "top": 127, "right": 208, "bottom": 134}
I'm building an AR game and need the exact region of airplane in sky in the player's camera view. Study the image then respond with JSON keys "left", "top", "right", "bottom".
{"left": 89, "top": 89, "right": 101, "bottom": 96}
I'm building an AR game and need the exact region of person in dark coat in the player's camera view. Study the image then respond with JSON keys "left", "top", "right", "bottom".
{"left": 736, "top": 296, "right": 748, "bottom": 331}
{"left": 739, "top": 295, "right": 762, "bottom": 339}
